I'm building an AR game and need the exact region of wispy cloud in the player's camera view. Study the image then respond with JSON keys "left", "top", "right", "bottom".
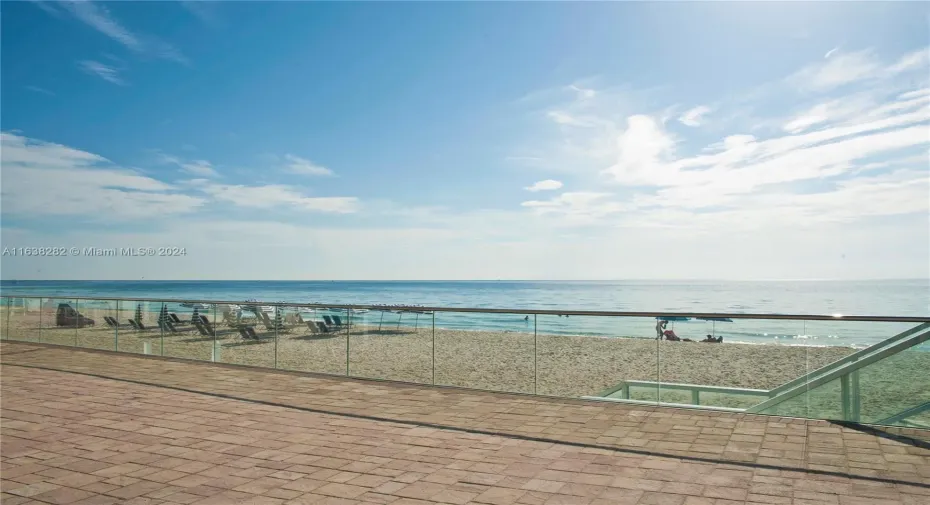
{"left": 283, "top": 154, "right": 333, "bottom": 176}
{"left": 78, "top": 60, "right": 125, "bottom": 85}
{"left": 59, "top": 1, "right": 188, "bottom": 64}
{"left": 180, "top": 1, "right": 220, "bottom": 25}
{"left": 200, "top": 184, "right": 358, "bottom": 213}
{"left": 27, "top": 0, "right": 61, "bottom": 16}
{"left": 180, "top": 160, "right": 219, "bottom": 178}
{"left": 156, "top": 152, "right": 220, "bottom": 178}
{"left": 25, "top": 85, "right": 56, "bottom": 96}
{"left": 0, "top": 132, "right": 204, "bottom": 219}
{"left": 524, "top": 180, "right": 563, "bottom": 192}
{"left": 678, "top": 105, "right": 712, "bottom": 127}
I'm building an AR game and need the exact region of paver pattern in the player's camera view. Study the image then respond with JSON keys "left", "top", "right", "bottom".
{"left": 1, "top": 341, "right": 928, "bottom": 505}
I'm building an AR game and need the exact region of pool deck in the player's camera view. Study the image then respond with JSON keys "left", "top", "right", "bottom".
{"left": 1, "top": 341, "right": 928, "bottom": 505}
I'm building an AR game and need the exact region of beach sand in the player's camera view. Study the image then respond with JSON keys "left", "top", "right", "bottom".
{"left": 2, "top": 305, "right": 927, "bottom": 424}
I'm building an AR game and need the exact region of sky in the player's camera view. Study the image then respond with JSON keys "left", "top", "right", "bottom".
{"left": 1, "top": 1, "right": 928, "bottom": 281}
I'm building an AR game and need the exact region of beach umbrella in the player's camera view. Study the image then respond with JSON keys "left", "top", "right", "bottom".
{"left": 157, "top": 304, "right": 169, "bottom": 329}
{"left": 696, "top": 317, "right": 732, "bottom": 339}
{"left": 134, "top": 303, "right": 143, "bottom": 326}
{"left": 656, "top": 316, "right": 691, "bottom": 322}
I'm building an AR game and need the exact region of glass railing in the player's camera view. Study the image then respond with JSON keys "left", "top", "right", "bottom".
{"left": 2, "top": 295, "right": 927, "bottom": 428}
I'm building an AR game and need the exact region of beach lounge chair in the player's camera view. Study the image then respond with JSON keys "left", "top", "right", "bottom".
{"left": 315, "top": 321, "right": 333, "bottom": 333}
{"left": 103, "top": 316, "right": 119, "bottom": 328}
{"left": 245, "top": 326, "right": 261, "bottom": 340}
{"left": 322, "top": 315, "right": 346, "bottom": 330}
{"left": 193, "top": 319, "right": 217, "bottom": 337}
{"left": 237, "top": 326, "right": 253, "bottom": 340}
{"left": 305, "top": 321, "right": 320, "bottom": 334}
{"left": 331, "top": 315, "right": 351, "bottom": 328}
{"left": 260, "top": 312, "right": 287, "bottom": 332}
{"left": 169, "top": 313, "right": 187, "bottom": 325}
{"left": 128, "top": 319, "right": 145, "bottom": 330}
{"left": 159, "top": 319, "right": 181, "bottom": 334}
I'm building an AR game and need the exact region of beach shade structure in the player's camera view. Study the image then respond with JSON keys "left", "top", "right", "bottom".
{"left": 134, "top": 303, "right": 144, "bottom": 326}
{"left": 697, "top": 316, "right": 733, "bottom": 340}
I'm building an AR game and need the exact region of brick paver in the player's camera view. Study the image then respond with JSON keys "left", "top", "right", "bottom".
{"left": 1, "top": 341, "right": 928, "bottom": 505}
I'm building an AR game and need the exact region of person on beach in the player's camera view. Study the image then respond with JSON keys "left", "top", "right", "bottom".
{"left": 656, "top": 320, "right": 666, "bottom": 339}
{"left": 701, "top": 334, "right": 723, "bottom": 343}
{"left": 663, "top": 329, "right": 681, "bottom": 341}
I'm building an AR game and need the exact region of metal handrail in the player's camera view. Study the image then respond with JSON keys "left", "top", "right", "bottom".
{"left": 746, "top": 328, "right": 930, "bottom": 414}
{"left": 2, "top": 294, "right": 928, "bottom": 322}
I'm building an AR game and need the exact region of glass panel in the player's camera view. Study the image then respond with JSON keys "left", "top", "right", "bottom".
{"left": 115, "top": 300, "right": 162, "bottom": 356}
{"left": 654, "top": 317, "right": 806, "bottom": 410}
{"left": 348, "top": 307, "right": 433, "bottom": 384}
{"left": 848, "top": 324, "right": 930, "bottom": 426}
{"left": 39, "top": 297, "right": 82, "bottom": 346}
{"left": 537, "top": 314, "right": 658, "bottom": 401}
{"left": 2, "top": 297, "right": 8, "bottom": 340}
{"left": 275, "top": 305, "right": 348, "bottom": 375}
{"left": 160, "top": 301, "right": 215, "bottom": 361}
{"left": 214, "top": 301, "right": 275, "bottom": 368}
{"left": 434, "top": 310, "right": 534, "bottom": 394}
{"left": 76, "top": 298, "right": 118, "bottom": 351}
{"left": 752, "top": 320, "right": 925, "bottom": 421}
{"left": 6, "top": 296, "right": 39, "bottom": 342}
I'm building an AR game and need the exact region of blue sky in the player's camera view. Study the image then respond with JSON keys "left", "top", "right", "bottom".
{"left": 1, "top": 1, "right": 928, "bottom": 280}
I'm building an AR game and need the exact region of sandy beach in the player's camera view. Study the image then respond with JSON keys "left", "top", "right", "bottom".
{"left": 2, "top": 305, "right": 927, "bottom": 423}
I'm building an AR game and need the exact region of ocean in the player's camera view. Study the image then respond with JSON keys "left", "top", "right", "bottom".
{"left": 1, "top": 279, "right": 927, "bottom": 348}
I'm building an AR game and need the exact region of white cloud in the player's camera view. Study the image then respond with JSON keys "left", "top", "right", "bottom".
{"left": 518, "top": 46, "right": 930, "bottom": 243}
{"left": 888, "top": 47, "right": 930, "bottom": 74}
{"left": 155, "top": 152, "right": 220, "bottom": 178}
{"left": 788, "top": 49, "right": 881, "bottom": 91}
{"left": 788, "top": 47, "right": 929, "bottom": 92}
{"left": 524, "top": 180, "right": 563, "bottom": 192}
{"left": 678, "top": 105, "right": 712, "bottom": 127}
{"left": 283, "top": 154, "right": 333, "bottom": 176}
{"left": 824, "top": 47, "right": 840, "bottom": 59}
{"left": 78, "top": 60, "right": 125, "bottom": 85}
{"left": 568, "top": 84, "right": 596, "bottom": 100}
{"left": 200, "top": 184, "right": 358, "bottom": 213}
{"left": 180, "top": 160, "right": 219, "bottom": 177}
{"left": 0, "top": 132, "right": 205, "bottom": 219}
{"left": 602, "top": 115, "right": 676, "bottom": 186}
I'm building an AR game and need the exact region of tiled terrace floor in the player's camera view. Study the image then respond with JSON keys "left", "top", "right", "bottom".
{"left": 1, "top": 341, "right": 928, "bottom": 505}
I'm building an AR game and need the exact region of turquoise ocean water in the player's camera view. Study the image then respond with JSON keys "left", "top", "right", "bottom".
{"left": 1, "top": 280, "right": 927, "bottom": 348}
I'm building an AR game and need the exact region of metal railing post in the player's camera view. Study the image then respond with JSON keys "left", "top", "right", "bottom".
{"left": 345, "top": 309, "right": 350, "bottom": 376}
{"left": 533, "top": 314, "right": 537, "bottom": 396}
{"left": 850, "top": 370, "right": 861, "bottom": 422}
{"left": 114, "top": 300, "right": 120, "bottom": 351}
{"left": 841, "top": 374, "right": 851, "bottom": 421}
